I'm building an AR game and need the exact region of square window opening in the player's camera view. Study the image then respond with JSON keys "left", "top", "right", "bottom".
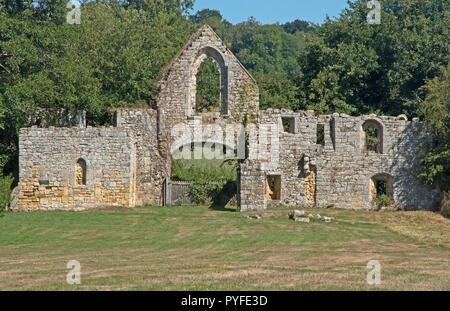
{"left": 281, "top": 117, "right": 295, "bottom": 134}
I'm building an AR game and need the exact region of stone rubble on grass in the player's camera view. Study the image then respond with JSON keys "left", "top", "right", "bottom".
{"left": 295, "top": 216, "right": 310, "bottom": 223}
{"left": 289, "top": 210, "right": 310, "bottom": 223}
{"left": 246, "top": 215, "right": 262, "bottom": 220}
{"left": 320, "top": 216, "right": 333, "bottom": 222}
{"left": 261, "top": 212, "right": 274, "bottom": 218}
{"left": 293, "top": 210, "right": 305, "bottom": 217}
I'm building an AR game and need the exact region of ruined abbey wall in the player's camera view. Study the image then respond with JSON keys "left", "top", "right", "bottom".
{"left": 13, "top": 25, "right": 441, "bottom": 212}
{"left": 113, "top": 109, "right": 164, "bottom": 206}
{"left": 15, "top": 127, "right": 136, "bottom": 211}
{"left": 239, "top": 109, "right": 440, "bottom": 211}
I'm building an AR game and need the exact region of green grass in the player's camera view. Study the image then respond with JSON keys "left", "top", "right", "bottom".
{"left": 0, "top": 206, "right": 449, "bottom": 290}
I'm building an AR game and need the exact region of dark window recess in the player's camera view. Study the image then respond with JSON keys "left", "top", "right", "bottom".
{"left": 317, "top": 124, "right": 325, "bottom": 145}
{"left": 281, "top": 117, "right": 295, "bottom": 133}
{"left": 76, "top": 158, "right": 87, "bottom": 185}
{"left": 266, "top": 175, "right": 281, "bottom": 200}
{"left": 362, "top": 120, "right": 383, "bottom": 154}
{"left": 375, "top": 180, "right": 387, "bottom": 196}
{"left": 39, "top": 180, "right": 50, "bottom": 185}
{"left": 365, "top": 126, "right": 379, "bottom": 152}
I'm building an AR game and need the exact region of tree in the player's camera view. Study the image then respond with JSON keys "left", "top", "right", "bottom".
{"left": 416, "top": 66, "right": 450, "bottom": 192}
{"left": 0, "top": 0, "right": 195, "bottom": 178}
{"left": 282, "top": 19, "right": 316, "bottom": 34}
{"left": 296, "top": 0, "right": 449, "bottom": 116}
{"left": 189, "top": 8, "right": 223, "bottom": 24}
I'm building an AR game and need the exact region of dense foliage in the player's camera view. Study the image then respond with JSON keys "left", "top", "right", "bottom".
{"left": 416, "top": 66, "right": 450, "bottom": 192}
{"left": 296, "top": 0, "right": 449, "bottom": 116}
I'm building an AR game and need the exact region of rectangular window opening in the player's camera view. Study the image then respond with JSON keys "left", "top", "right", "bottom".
{"left": 316, "top": 124, "right": 325, "bottom": 145}
{"left": 281, "top": 117, "right": 295, "bottom": 134}
{"left": 266, "top": 175, "right": 281, "bottom": 200}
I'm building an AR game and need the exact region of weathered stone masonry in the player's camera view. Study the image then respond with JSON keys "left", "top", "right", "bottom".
{"left": 239, "top": 110, "right": 440, "bottom": 211}
{"left": 17, "top": 127, "right": 136, "bottom": 210}
{"left": 13, "top": 25, "right": 440, "bottom": 211}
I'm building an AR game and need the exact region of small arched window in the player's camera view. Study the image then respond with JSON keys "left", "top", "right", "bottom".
{"left": 75, "top": 158, "right": 87, "bottom": 186}
{"left": 361, "top": 120, "right": 383, "bottom": 154}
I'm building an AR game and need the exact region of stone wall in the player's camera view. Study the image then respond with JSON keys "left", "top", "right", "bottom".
{"left": 155, "top": 25, "right": 259, "bottom": 166}
{"left": 240, "top": 109, "right": 441, "bottom": 211}
{"left": 15, "top": 127, "right": 136, "bottom": 211}
{"left": 114, "top": 108, "right": 166, "bottom": 206}
{"left": 14, "top": 24, "right": 441, "bottom": 212}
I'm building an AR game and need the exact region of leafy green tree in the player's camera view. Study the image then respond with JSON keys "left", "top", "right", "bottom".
{"left": 296, "top": 0, "right": 449, "bottom": 116}
{"left": 282, "top": 19, "right": 316, "bottom": 34}
{"left": 416, "top": 66, "right": 450, "bottom": 192}
{"left": 123, "top": 0, "right": 194, "bottom": 15}
{"left": 195, "top": 58, "right": 220, "bottom": 112}
{"left": 189, "top": 8, "right": 223, "bottom": 24}
{"left": 0, "top": 0, "right": 195, "bottom": 178}
{"left": 254, "top": 72, "right": 299, "bottom": 110}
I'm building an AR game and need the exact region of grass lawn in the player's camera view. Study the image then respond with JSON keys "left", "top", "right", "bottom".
{"left": 0, "top": 206, "right": 449, "bottom": 290}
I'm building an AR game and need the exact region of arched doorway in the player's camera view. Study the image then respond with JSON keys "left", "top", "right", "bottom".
{"left": 370, "top": 173, "right": 394, "bottom": 208}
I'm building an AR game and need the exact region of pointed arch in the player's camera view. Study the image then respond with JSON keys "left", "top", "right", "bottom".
{"left": 188, "top": 46, "right": 228, "bottom": 115}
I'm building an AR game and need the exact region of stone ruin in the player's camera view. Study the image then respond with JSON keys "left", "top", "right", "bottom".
{"left": 13, "top": 25, "right": 440, "bottom": 212}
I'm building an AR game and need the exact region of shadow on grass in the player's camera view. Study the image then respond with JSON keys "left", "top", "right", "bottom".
{"left": 210, "top": 205, "right": 238, "bottom": 212}
{"left": 209, "top": 181, "right": 238, "bottom": 212}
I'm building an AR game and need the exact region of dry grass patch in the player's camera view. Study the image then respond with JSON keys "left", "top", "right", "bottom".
{"left": 0, "top": 206, "right": 448, "bottom": 290}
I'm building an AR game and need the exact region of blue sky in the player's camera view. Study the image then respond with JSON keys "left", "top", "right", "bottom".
{"left": 192, "top": 0, "right": 352, "bottom": 25}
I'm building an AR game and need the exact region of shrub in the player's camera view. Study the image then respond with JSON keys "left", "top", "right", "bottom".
{"left": 0, "top": 174, "right": 14, "bottom": 212}
{"left": 188, "top": 181, "right": 237, "bottom": 206}
{"left": 375, "top": 194, "right": 394, "bottom": 208}
{"left": 189, "top": 184, "right": 208, "bottom": 205}
{"left": 171, "top": 150, "right": 237, "bottom": 206}
{"left": 171, "top": 157, "right": 236, "bottom": 184}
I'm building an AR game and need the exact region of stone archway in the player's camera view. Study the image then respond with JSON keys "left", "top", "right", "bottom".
{"left": 370, "top": 173, "right": 394, "bottom": 208}
{"left": 188, "top": 46, "right": 228, "bottom": 116}
{"left": 361, "top": 119, "right": 384, "bottom": 154}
